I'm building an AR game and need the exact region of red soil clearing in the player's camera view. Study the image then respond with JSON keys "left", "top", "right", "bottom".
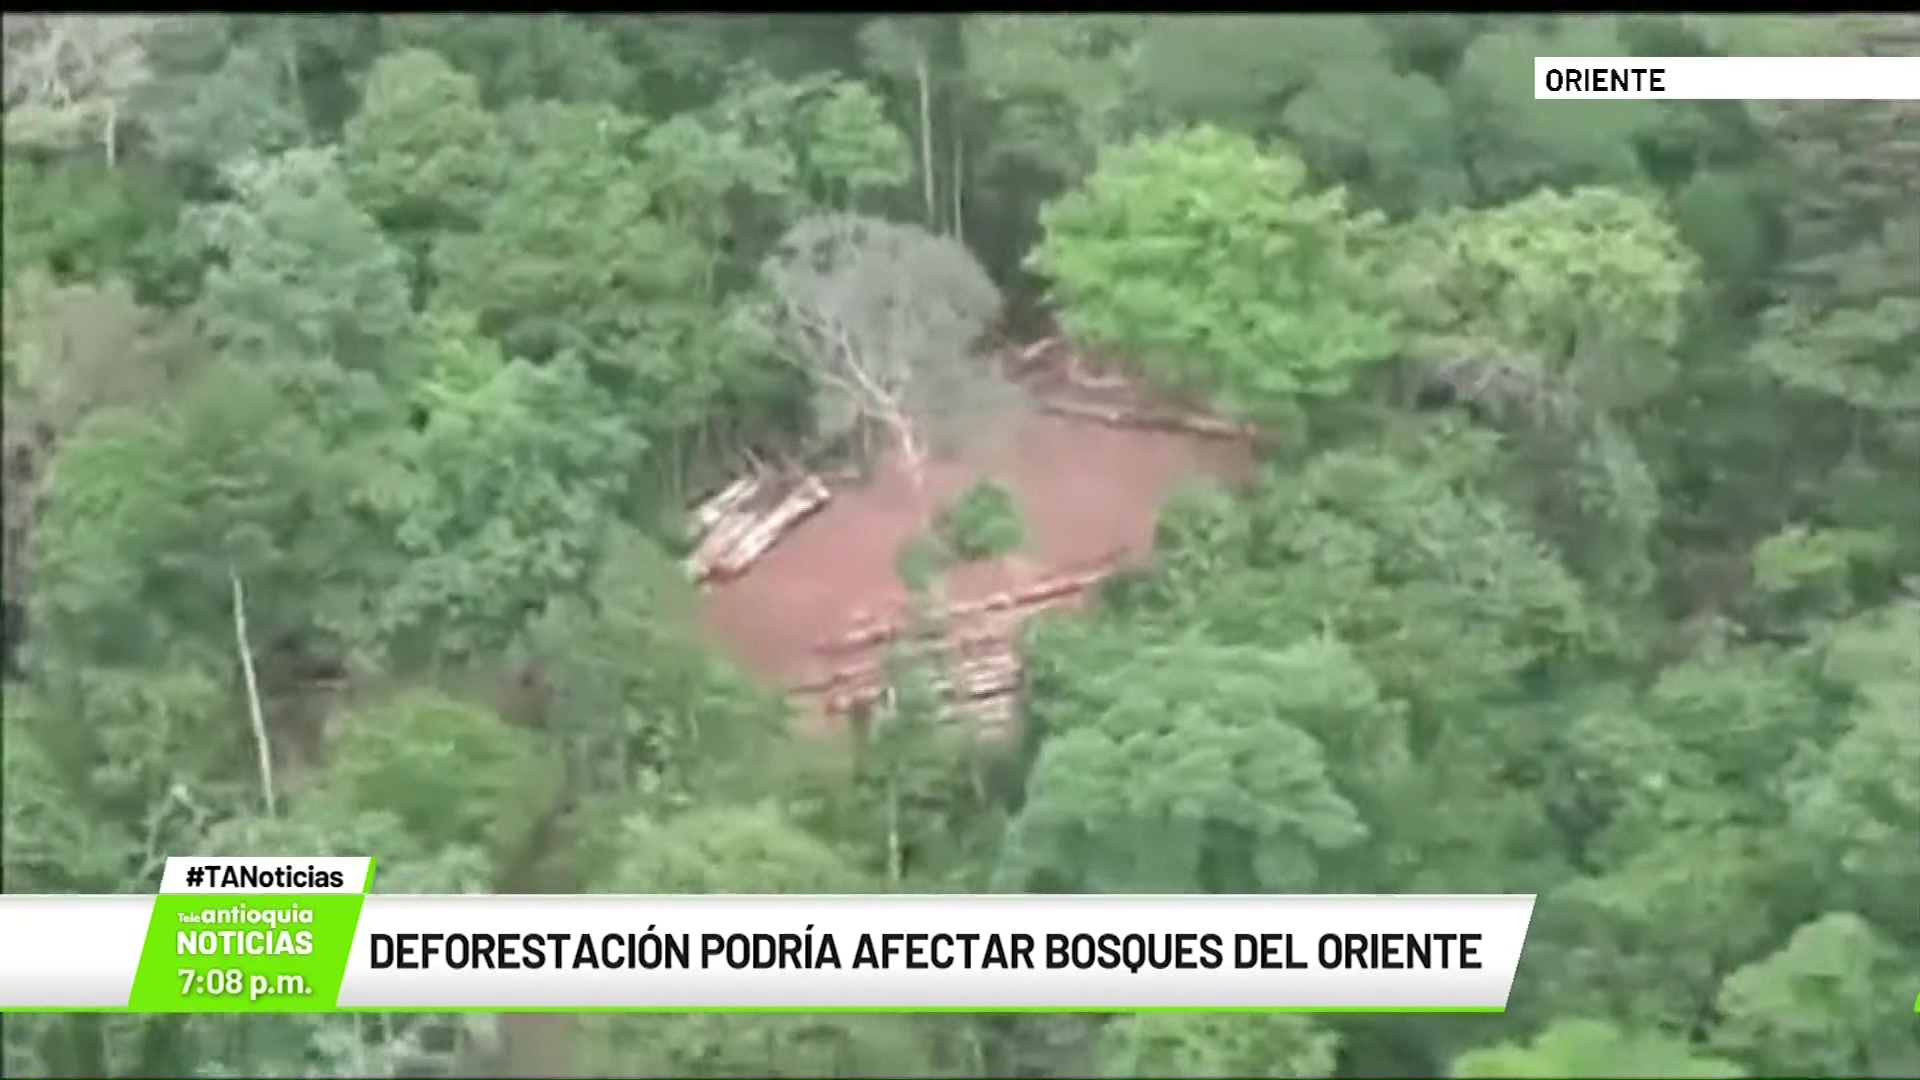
{"left": 699, "top": 386, "right": 1253, "bottom": 725}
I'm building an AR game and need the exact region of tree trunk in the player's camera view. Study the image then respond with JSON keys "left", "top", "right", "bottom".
{"left": 230, "top": 569, "right": 277, "bottom": 818}
{"left": 916, "top": 53, "right": 936, "bottom": 228}
{"left": 898, "top": 423, "right": 932, "bottom": 532}
{"left": 951, "top": 117, "right": 965, "bottom": 243}
{"left": 886, "top": 776, "right": 903, "bottom": 886}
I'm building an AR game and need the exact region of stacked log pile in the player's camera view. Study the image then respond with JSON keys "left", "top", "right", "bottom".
{"left": 685, "top": 466, "right": 832, "bottom": 585}
{"left": 1035, "top": 397, "right": 1261, "bottom": 441}
{"left": 794, "top": 549, "right": 1125, "bottom": 737}
{"left": 817, "top": 548, "right": 1124, "bottom": 656}
{"left": 810, "top": 640, "right": 1024, "bottom": 718}
{"left": 799, "top": 633, "right": 1026, "bottom": 736}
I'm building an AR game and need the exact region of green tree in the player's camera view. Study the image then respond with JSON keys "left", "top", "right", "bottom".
{"left": 369, "top": 345, "right": 641, "bottom": 666}
{"left": 1787, "top": 600, "right": 1920, "bottom": 929}
{"left": 577, "top": 804, "right": 938, "bottom": 1079}
{"left": 139, "top": 19, "right": 308, "bottom": 183}
{"left": 1003, "top": 636, "right": 1369, "bottom": 893}
{"left": 1711, "top": 913, "right": 1920, "bottom": 1078}
{"left": 317, "top": 691, "right": 560, "bottom": 862}
{"left": 190, "top": 147, "right": 415, "bottom": 429}
{"left": 527, "top": 531, "right": 787, "bottom": 808}
{"left": 1398, "top": 186, "right": 1699, "bottom": 411}
{"left": 430, "top": 100, "right": 748, "bottom": 439}
{"left": 382, "top": 15, "right": 633, "bottom": 108}
{"left": 29, "top": 365, "right": 375, "bottom": 675}
{"left": 1448, "top": 19, "right": 1659, "bottom": 201}
{"left": 1101, "top": 1013, "right": 1341, "bottom": 1079}
{"left": 1032, "top": 126, "right": 1399, "bottom": 419}
{"left": 342, "top": 48, "right": 502, "bottom": 252}
{"left": 1452, "top": 1019, "right": 1744, "bottom": 1079}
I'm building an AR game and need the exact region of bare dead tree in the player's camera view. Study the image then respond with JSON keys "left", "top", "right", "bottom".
{"left": 1410, "top": 336, "right": 1583, "bottom": 431}
{"left": 1, "top": 15, "right": 153, "bottom": 166}
{"left": 229, "top": 568, "right": 277, "bottom": 818}
{"left": 749, "top": 214, "right": 1005, "bottom": 512}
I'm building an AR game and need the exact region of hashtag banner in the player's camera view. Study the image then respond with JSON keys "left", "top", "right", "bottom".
{"left": 124, "top": 858, "right": 375, "bottom": 1011}
{"left": 0, "top": 858, "right": 373, "bottom": 1012}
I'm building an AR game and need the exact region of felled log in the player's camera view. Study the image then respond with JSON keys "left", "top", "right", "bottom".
{"left": 711, "top": 506, "right": 795, "bottom": 577}
{"left": 1063, "top": 352, "right": 1131, "bottom": 391}
{"left": 1037, "top": 397, "right": 1259, "bottom": 441}
{"left": 1006, "top": 336, "right": 1110, "bottom": 385}
{"left": 813, "top": 654, "right": 1018, "bottom": 708}
{"left": 690, "top": 472, "right": 765, "bottom": 539}
{"left": 811, "top": 649, "right": 1021, "bottom": 717}
{"left": 791, "top": 660, "right": 890, "bottom": 698}
{"left": 936, "top": 549, "right": 1123, "bottom": 623}
{"left": 830, "top": 687, "right": 1018, "bottom": 731}
{"left": 1021, "top": 336, "right": 1061, "bottom": 363}
{"left": 814, "top": 688, "right": 1020, "bottom": 736}
{"left": 963, "top": 693, "right": 1018, "bottom": 731}
{"left": 1001, "top": 336, "right": 1062, "bottom": 378}
{"left": 874, "top": 624, "right": 1013, "bottom": 664}
{"left": 688, "top": 475, "right": 830, "bottom": 583}
{"left": 948, "top": 655, "right": 1020, "bottom": 700}
{"left": 790, "top": 667, "right": 872, "bottom": 698}
{"left": 980, "top": 565, "right": 1108, "bottom": 615}
{"left": 815, "top": 549, "right": 1125, "bottom": 655}
{"left": 706, "top": 476, "right": 830, "bottom": 581}
{"left": 823, "top": 687, "right": 876, "bottom": 714}
{"left": 686, "top": 511, "right": 752, "bottom": 580}
{"left": 790, "top": 629, "right": 1015, "bottom": 695}
{"left": 815, "top": 580, "right": 1088, "bottom": 655}
{"left": 819, "top": 614, "right": 916, "bottom": 654}
{"left": 688, "top": 497, "right": 765, "bottom": 578}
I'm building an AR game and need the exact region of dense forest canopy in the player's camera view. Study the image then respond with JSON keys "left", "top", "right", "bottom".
{"left": 3, "top": 13, "right": 1917, "bottom": 1080}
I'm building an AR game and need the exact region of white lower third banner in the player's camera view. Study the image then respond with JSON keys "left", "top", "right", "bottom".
{"left": 0, "top": 862, "right": 1537, "bottom": 1011}
{"left": 340, "top": 895, "right": 1535, "bottom": 1010}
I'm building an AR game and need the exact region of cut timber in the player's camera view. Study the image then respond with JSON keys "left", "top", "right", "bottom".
{"left": 946, "top": 555, "right": 1120, "bottom": 620}
{"left": 689, "top": 489, "right": 773, "bottom": 573}
{"left": 1064, "top": 352, "right": 1130, "bottom": 391}
{"left": 817, "top": 657, "right": 1021, "bottom": 717}
{"left": 949, "top": 654, "right": 1020, "bottom": 700}
{"left": 708, "top": 476, "right": 830, "bottom": 581}
{"left": 965, "top": 693, "right": 1017, "bottom": 732}
{"left": 901, "top": 625, "right": 1015, "bottom": 662}
{"left": 687, "top": 505, "right": 760, "bottom": 580}
{"left": 811, "top": 655, "right": 1019, "bottom": 711}
{"left": 823, "top": 687, "right": 875, "bottom": 714}
{"left": 1037, "top": 397, "right": 1259, "bottom": 441}
{"left": 1021, "top": 336, "right": 1061, "bottom": 363}
{"left": 690, "top": 472, "right": 765, "bottom": 539}
{"left": 789, "top": 666, "right": 869, "bottom": 697}
{"left": 814, "top": 549, "right": 1125, "bottom": 656}
{"left": 811, "top": 685, "right": 1019, "bottom": 736}
{"left": 687, "top": 475, "right": 830, "bottom": 583}
{"left": 788, "top": 629, "right": 1016, "bottom": 695}
{"left": 819, "top": 614, "right": 916, "bottom": 654}
{"left": 1003, "top": 336, "right": 1062, "bottom": 377}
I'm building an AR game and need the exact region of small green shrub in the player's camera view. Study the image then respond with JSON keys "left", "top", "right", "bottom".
{"left": 937, "top": 481, "right": 1026, "bottom": 561}
{"left": 895, "top": 534, "right": 947, "bottom": 593}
